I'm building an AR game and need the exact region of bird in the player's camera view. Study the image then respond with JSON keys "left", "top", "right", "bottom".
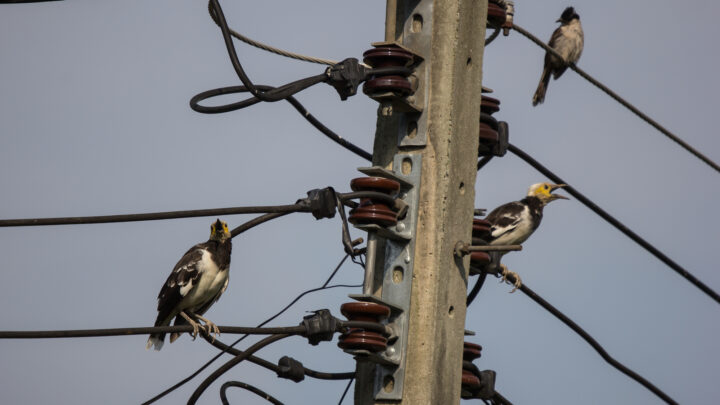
{"left": 146, "top": 219, "right": 232, "bottom": 351}
{"left": 484, "top": 182, "right": 568, "bottom": 291}
{"left": 532, "top": 6, "right": 584, "bottom": 106}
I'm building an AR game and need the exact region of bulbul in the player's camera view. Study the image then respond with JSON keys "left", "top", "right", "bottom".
{"left": 532, "top": 7, "right": 584, "bottom": 106}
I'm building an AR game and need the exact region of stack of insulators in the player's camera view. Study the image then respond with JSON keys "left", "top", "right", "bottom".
{"left": 487, "top": 0, "right": 507, "bottom": 27}
{"left": 461, "top": 342, "right": 483, "bottom": 396}
{"left": 363, "top": 45, "right": 414, "bottom": 98}
{"left": 470, "top": 218, "right": 492, "bottom": 272}
{"left": 479, "top": 94, "right": 501, "bottom": 156}
{"left": 338, "top": 302, "right": 391, "bottom": 352}
{"left": 348, "top": 177, "right": 401, "bottom": 227}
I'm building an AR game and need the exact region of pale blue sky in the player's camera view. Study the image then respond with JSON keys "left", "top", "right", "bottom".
{"left": 1, "top": 1, "right": 719, "bottom": 404}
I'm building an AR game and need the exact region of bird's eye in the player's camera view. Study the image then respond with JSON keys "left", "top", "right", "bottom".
{"left": 544, "top": 185, "right": 549, "bottom": 190}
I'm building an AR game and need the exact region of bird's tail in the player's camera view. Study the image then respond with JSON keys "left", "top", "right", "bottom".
{"left": 532, "top": 66, "right": 552, "bottom": 106}
{"left": 169, "top": 315, "right": 187, "bottom": 343}
{"left": 146, "top": 334, "right": 164, "bottom": 351}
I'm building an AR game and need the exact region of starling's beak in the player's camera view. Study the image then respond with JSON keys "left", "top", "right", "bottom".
{"left": 549, "top": 184, "right": 569, "bottom": 200}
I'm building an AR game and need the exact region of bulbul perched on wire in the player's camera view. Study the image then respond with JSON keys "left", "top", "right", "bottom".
{"left": 532, "top": 7, "right": 584, "bottom": 106}
{"left": 485, "top": 183, "right": 568, "bottom": 291}
{"left": 146, "top": 219, "right": 232, "bottom": 351}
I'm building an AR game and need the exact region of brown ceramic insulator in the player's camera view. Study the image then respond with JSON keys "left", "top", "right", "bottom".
{"left": 487, "top": 1, "right": 507, "bottom": 27}
{"left": 348, "top": 177, "right": 401, "bottom": 227}
{"left": 472, "top": 218, "right": 492, "bottom": 239}
{"left": 470, "top": 251, "right": 491, "bottom": 267}
{"left": 462, "top": 369, "right": 481, "bottom": 388}
{"left": 363, "top": 46, "right": 414, "bottom": 96}
{"left": 338, "top": 302, "right": 391, "bottom": 352}
{"left": 480, "top": 96, "right": 501, "bottom": 115}
{"left": 479, "top": 112, "right": 499, "bottom": 155}
{"left": 464, "top": 341, "right": 482, "bottom": 361}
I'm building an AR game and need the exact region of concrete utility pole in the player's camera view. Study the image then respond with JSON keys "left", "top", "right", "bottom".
{"left": 354, "top": 0, "right": 488, "bottom": 404}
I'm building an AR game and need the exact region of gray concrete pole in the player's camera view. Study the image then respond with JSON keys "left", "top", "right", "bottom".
{"left": 354, "top": 0, "right": 488, "bottom": 403}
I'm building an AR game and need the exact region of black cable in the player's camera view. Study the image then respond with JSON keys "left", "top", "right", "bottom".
{"left": 0, "top": 204, "right": 307, "bottom": 228}
{"left": 508, "top": 143, "right": 720, "bottom": 305}
{"left": 191, "top": 85, "right": 373, "bottom": 161}
{"left": 477, "top": 155, "right": 494, "bottom": 171}
{"left": 143, "top": 255, "right": 360, "bottom": 404}
{"left": 230, "top": 212, "right": 288, "bottom": 238}
{"left": 188, "top": 333, "right": 291, "bottom": 405}
{"left": 466, "top": 271, "right": 488, "bottom": 306}
{"left": 498, "top": 271, "right": 679, "bottom": 405}
{"left": 203, "top": 337, "right": 354, "bottom": 380}
{"left": 220, "top": 381, "right": 283, "bottom": 405}
{"left": 512, "top": 23, "right": 720, "bottom": 174}
{"left": 0, "top": 325, "right": 305, "bottom": 339}
{"left": 209, "top": 0, "right": 328, "bottom": 102}
{"left": 338, "top": 377, "right": 354, "bottom": 404}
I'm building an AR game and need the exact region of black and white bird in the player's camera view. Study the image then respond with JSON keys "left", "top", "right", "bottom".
{"left": 146, "top": 219, "right": 232, "bottom": 351}
{"left": 485, "top": 183, "right": 568, "bottom": 290}
{"left": 532, "top": 7, "right": 584, "bottom": 106}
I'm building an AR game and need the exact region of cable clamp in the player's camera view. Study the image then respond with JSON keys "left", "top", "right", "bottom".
{"left": 298, "top": 187, "right": 338, "bottom": 220}
{"left": 276, "top": 356, "right": 306, "bottom": 382}
{"left": 301, "top": 309, "right": 339, "bottom": 346}
{"left": 326, "top": 58, "right": 369, "bottom": 101}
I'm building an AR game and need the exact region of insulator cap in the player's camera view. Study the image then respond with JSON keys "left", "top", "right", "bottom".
{"left": 348, "top": 177, "right": 401, "bottom": 227}
{"left": 363, "top": 45, "right": 414, "bottom": 96}
{"left": 338, "top": 302, "right": 391, "bottom": 352}
{"left": 487, "top": 1, "right": 508, "bottom": 27}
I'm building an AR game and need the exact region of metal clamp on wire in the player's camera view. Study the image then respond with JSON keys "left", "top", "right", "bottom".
{"left": 276, "top": 356, "right": 305, "bottom": 382}
{"left": 298, "top": 187, "right": 338, "bottom": 220}
{"left": 326, "top": 58, "right": 369, "bottom": 101}
{"left": 301, "top": 309, "right": 339, "bottom": 346}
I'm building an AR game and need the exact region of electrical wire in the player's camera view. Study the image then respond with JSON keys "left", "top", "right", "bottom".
{"left": 511, "top": 23, "right": 720, "bottom": 174}
{"left": 466, "top": 272, "right": 488, "bottom": 306}
{"left": 143, "top": 254, "right": 361, "bottom": 404}
{"left": 508, "top": 143, "right": 720, "bottom": 305}
{"left": 0, "top": 204, "right": 309, "bottom": 227}
{"left": 338, "top": 377, "right": 354, "bottom": 404}
{"left": 498, "top": 271, "right": 679, "bottom": 405}
{"left": 0, "top": 325, "right": 305, "bottom": 339}
{"left": 190, "top": 85, "right": 373, "bottom": 161}
{"left": 205, "top": 0, "right": 336, "bottom": 66}
{"left": 189, "top": 333, "right": 291, "bottom": 405}
{"left": 220, "top": 381, "right": 283, "bottom": 405}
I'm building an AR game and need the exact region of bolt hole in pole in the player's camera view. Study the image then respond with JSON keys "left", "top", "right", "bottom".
{"left": 459, "top": 181, "right": 465, "bottom": 195}
{"left": 383, "top": 375, "right": 395, "bottom": 393}
{"left": 407, "top": 120, "right": 418, "bottom": 139}
{"left": 448, "top": 305, "right": 455, "bottom": 318}
{"left": 411, "top": 14, "right": 423, "bottom": 33}
{"left": 393, "top": 266, "right": 404, "bottom": 283}
{"left": 401, "top": 157, "right": 413, "bottom": 175}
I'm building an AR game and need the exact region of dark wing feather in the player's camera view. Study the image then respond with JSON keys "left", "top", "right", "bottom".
{"left": 485, "top": 201, "right": 525, "bottom": 242}
{"left": 154, "top": 244, "right": 207, "bottom": 324}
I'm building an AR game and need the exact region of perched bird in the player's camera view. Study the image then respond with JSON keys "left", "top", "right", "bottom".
{"left": 146, "top": 219, "right": 232, "bottom": 351}
{"left": 485, "top": 183, "right": 568, "bottom": 290}
{"left": 532, "top": 7, "right": 584, "bottom": 106}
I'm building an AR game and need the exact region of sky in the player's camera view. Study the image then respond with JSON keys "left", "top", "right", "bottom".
{"left": 1, "top": 1, "right": 719, "bottom": 404}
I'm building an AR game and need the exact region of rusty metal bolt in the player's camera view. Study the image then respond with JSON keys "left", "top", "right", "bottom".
{"left": 338, "top": 302, "right": 391, "bottom": 352}
{"left": 362, "top": 45, "right": 414, "bottom": 97}
{"left": 348, "top": 177, "right": 401, "bottom": 227}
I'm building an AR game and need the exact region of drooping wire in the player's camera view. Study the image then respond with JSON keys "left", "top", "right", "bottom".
{"left": 143, "top": 254, "right": 361, "bottom": 404}
{"left": 0, "top": 325, "right": 305, "bottom": 339}
{"left": 189, "top": 333, "right": 291, "bottom": 405}
{"left": 498, "top": 271, "right": 679, "bottom": 405}
{"left": 220, "top": 381, "right": 283, "bottom": 405}
{"left": 512, "top": 23, "right": 720, "bottom": 174}
{"left": 205, "top": 0, "right": 336, "bottom": 66}
{"left": 191, "top": 85, "right": 373, "bottom": 161}
{"left": 508, "top": 143, "right": 720, "bottom": 305}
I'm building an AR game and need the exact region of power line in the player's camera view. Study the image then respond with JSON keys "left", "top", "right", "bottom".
{"left": 508, "top": 143, "right": 720, "bottom": 305}
{"left": 220, "top": 381, "right": 283, "bottom": 405}
{"left": 499, "top": 271, "right": 679, "bottom": 405}
{"left": 511, "top": 23, "right": 720, "bottom": 174}
{"left": 205, "top": 0, "right": 336, "bottom": 66}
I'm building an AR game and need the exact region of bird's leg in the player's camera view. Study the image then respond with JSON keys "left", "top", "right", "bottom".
{"left": 179, "top": 311, "right": 202, "bottom": 340}
{"left": 190, "top": 313, "right": 221, "bottom": 340}
{"left": 499, "top": 264, "right": 522, "bottom": 293}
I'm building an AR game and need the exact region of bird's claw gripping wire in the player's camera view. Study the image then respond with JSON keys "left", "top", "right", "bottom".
{"left": 499, "top": 265, "right": 522, "bottom": 293}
